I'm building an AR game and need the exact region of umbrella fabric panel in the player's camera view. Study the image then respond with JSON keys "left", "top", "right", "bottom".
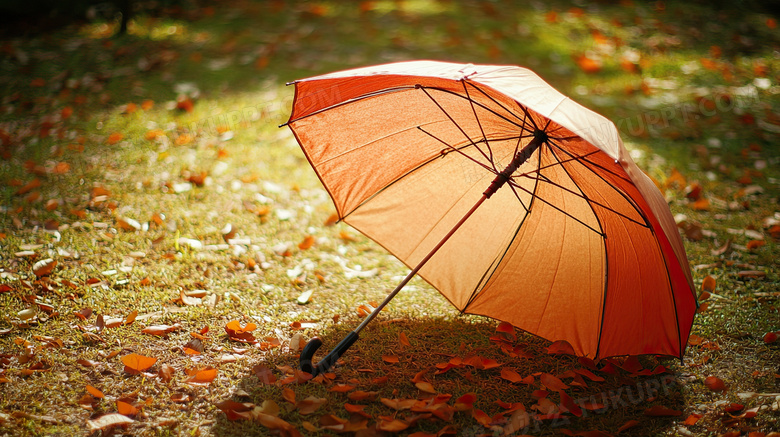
{"left": 560, "top": 145, "right": 696, "bottom": 357}
{"left": 344, "top": 141, "right": 535, "bottom": 310}
{"left": 463, "top": 146, "right": 607, "bottom": 357}
{"left": 292, "top": 86, "right": 525, "bottom": 217}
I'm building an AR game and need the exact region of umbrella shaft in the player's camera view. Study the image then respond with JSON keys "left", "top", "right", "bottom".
{"left": 484, "top": 133, "right": 544, "bottom": 198}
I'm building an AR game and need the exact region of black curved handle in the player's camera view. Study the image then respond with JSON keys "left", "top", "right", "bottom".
{"left": 299, "top": 331, "right": 359, "bottom": 377}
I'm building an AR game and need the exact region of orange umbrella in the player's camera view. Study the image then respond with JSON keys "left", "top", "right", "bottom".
{"left": 283, "top": 61, "right": 697, "bottom": 375}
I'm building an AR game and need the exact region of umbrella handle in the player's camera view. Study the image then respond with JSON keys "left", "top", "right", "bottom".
{"left": 299, "top": 331, "right": 359, "bottom": 377}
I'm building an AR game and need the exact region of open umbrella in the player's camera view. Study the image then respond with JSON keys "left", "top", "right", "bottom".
{"left": 282, "top": 61, "right": 697, "bottom": 376}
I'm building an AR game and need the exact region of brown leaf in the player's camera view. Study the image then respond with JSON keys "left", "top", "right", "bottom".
{"left": 329, "top": 384, "right": 355, "bottom": 393}
{"left": 617, "top": 419, "right": 639, "bottom": 433}
{"left": 86, "top": 413, "right": 134, "bottom": 432}
{"left": 347, "top": 391, "right": 378, "bottom": 401}
{"left": 253, "top": 365, "right": 277, "bottom": 385}
{"left": 382, "top": 354, "right": 399, "bottom": 364}
{"left": 540, "top": 373, "right": 569, "bottom": 391}
{"left": 547, "top": 340, "right": 576, "bottom": 355}
{"left": 704, "top": 375, "right": 727, "bottom": 392}
{"left": 297, "top": 396, "right": 327, "bottom": 415}
{"left": 415, "top": 381, "right": 436, "bottom": 394}
{"left": 684, "top": 413, "right": 703, "bottom": 425}
{"left": 399, "top": 332, "right": 411, "bottom": 347}
{"left": 158, "top": 363, "right": 175, "bottom": 383}
{"left": 32, "top": 258, "right": 56, "bottom": 277}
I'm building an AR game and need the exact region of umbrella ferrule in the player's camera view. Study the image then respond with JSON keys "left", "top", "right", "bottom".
{"left": 484, "top": 133, "right": 544, "bottom": 198}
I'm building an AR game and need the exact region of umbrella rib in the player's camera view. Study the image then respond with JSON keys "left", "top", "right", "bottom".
{"left": 461, "top": 141, "right": 543, "bottom": 313}
{"left": 514, "top": 173, "right": 648, "bottom": 228}
{"left": 544, "top": 138, "right": 649, "bottom": 223}
{"left": 416, "top": 126, "right": 496, "bottom": 174}
{"left": 461, "top": 80, "right": 496, "bottom": 167}
{"left": 545, "top": 138, "right": 633, "bottom": 184}
{"left": 513, "top": 150, "right": 600, "bottom": 176}
{"left": 507, "top": 178, "right": 605, "bottom": 237}
{"left": 421, "top": 85, "right": 536, "bottom": 132}
{"left": 545, "top": 144, "right": 609, "bottom": 360}
{"left": 463, "top": 80, "right": 540, "bottom": 131}
{"left": 419, "top": 86, "right": 494, "bottom": 168}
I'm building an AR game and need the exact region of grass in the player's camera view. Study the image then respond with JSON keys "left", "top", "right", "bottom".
{"left": 0, "top": 0, "right": 779, "bottom": 436}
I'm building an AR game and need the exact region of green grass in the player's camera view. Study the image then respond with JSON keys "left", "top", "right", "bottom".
{"left": 1, "top": 0, "right": 779, "bottom": 436}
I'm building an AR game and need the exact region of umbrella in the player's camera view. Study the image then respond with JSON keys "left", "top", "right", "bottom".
{"left": 282, "top": 61, "right": 697, "bottom": 376}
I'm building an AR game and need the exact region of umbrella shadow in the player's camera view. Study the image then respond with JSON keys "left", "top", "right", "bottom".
{"left": 211, "top": 317, "right": 688, "bottom": 436}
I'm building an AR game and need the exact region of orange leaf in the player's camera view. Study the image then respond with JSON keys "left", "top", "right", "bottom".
{"left": 382, "top": 354, "right": 399, "bottom": 364}
{"left": 32, "top": 258, "right": 56, "bottom": 277}
{"left": 141, "top": 99, "right": 154, "bottom": 111}
{"left": 399, "top": 332, "right": 411, "bottom": 347}
{"left": 324, "top": 213, "right": 339, "bottom": 226}
{"left": 378, "top": 419, "right": 410, "bottom": 432}
{"left": 185, "top": 368, "right": 217, "bottom": 386}
{"left": 691, "top": 198, "right": 710, "bottom": 211}
{"left": 86, "top": 385, "right": 104, "bottom": 398}
{"left": 297, "top": 396, "right": 327, "bottom": 415}
{"left": 684, "top": 413, "right": 703, "bottom": 425}
{"left": 121, "top": 353, "right": 157, "bottom": 373}
{"left": 701, "top": 276, "right": 717, "bottom": 293}
{"left": 617, "top": 419, "right": 639, "bottom": 433}
{"left": 746, "top": 240, "right": 765, "bottom": 250}
{"left": 500, "top": 368, "right": 525, "bottom": 383}
{"left": 329, "top": 384, "right": 355, "bottom": 393}
{"left": 106, "top": 133, "right": 123, "bottom": 145}
{"left": 116, "top": 400, "right": 137, "bottom": 416}
{"left": 764, "top": 332, "right": 779, "bottom": 344}
{"left": 347, "top": 391, "right": 378, "bottom": 401}
{"left": 704, "top": 375, "right": 726, "bottom": 392}
{"left": 472, "top": 409, "right": 491, "bottom": 427}
{"left": 298, "top": 235, "right": 315, "bottom": 250}
{"left": 576, "top": 55, "right": 602, "bottom": 74}
{"left": 415, "top": 381, "right": 436, "bottom": 393}
{"left": 540, "top": 373, "right": 569, "bottom": 391}
{"left": 547, "top": 340, "right": 576, "bottom": 355}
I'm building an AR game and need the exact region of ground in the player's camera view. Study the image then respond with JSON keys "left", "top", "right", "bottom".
{"left": 0, "top": 1, "right": 778, "bottom": 436}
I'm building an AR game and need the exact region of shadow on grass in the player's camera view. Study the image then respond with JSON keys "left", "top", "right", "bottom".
{"left": 211, "top": 317, "right": 688, "bottom": 437}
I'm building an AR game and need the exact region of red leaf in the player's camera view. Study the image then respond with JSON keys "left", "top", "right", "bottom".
{"left": 617, "top": 419, "right": 639, "bottom": 433}
{"left": 547, "top": 340, "right": 576, "bottom": 355}
{"left": 684, "top": 413, "right": 703, "bottom": 425}
{"left": 704, "top": 375, "right": 726, "bottom": 392}
{"left": 472, "top": 409, "right": 491, "bottom": 427}
{"left": 540, "top": 373, "right": 569, "bottom": 390}
{"left": 558, "top": 390, "right": 582, "bottom": 417}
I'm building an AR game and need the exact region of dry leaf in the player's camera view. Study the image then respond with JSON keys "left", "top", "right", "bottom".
{"left": 547, "top": 340, "right": 576, "bottom": 355}
{"left": 86, "top": 385, "right": 104, "bottom": 399}
{"left": 540, "top": 373, "right": 569, "bottom": 391}
{"left": 184, "top": 368, "right": 217, "bottom": 386}
{"left": 297, "top": 396, "right": 327, "bottom": 415}
{"left": 121, "top": 353, "right": 157, "bottom": 374}
{"left": 87, "top": 413, "right": 134, "bottom": 432}
{"left": 32, "top": 259, "right": 56, "bottom": 277}
{"left": 415, "top": 381, "right": 436, "bottom": 393}
{"left": 704, "top": 375, "right": 727, "bottom": 392}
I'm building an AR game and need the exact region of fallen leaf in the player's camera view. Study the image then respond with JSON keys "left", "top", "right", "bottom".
{"left": 86, "top": 385, "right": 104, "bottom": 399}
{"left": 142, "top": 324, "right": 181, "bottom": 336}
{"left": 297, "top": 396, "right": 327, "bottom": 415}
{"left": 415, "top": 381, "right": 436, "bottom": 394}
{"left": 547, "top": 340, "right": 576, "bottom": 355}
{"left": 540, "top": 373, "right": 569, "bottom": 391}
{"left": 704, "top": 375, "right": 727, "bottom": 392}
{"left": 382, "top": 354, "right": 399, "bottom": 364}
{"left": 106, "top": 133, "right": 124, "bottom": 145}
{"left": 86, "top": 413, "right": 133, "bottom": 432}
{"left": 32, "top": 259, "right": 56, "bottom": 277}
{"left": 184, "top": 368, "right": 217, "bottom": 386}
{"left": 764, "top": 332, "right": 779, "bottom": 344}
{"left": 298, "top": 235, "right": 315, "bottom": 250}
{"left": 684, "top": 413, "right": 703, "bottom": 425}
{"left": 617, "top": 419, "right": 639, "bottom": 433}
{"left": 116, "top": 400, "right": 137, "bottom": 416}
{"left": 121, "top": 353, "right": 157, "bottom": 374}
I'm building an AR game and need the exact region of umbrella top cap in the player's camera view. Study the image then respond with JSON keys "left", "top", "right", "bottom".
{"left": 533, "top": 129, "right": 549, "bottom": 143}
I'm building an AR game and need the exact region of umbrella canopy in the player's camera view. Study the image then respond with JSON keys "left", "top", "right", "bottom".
{"left": 285, "top": 60, "right": 697, "bottom": 360}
